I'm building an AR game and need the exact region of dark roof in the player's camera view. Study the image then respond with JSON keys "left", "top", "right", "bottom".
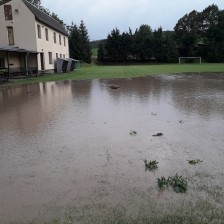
{"left": 0, "top": 0, "right": 68, "bottom": 36}
{"left": 22, "top": 0, "right": 68, "bottom": 36}
{"left": 0, "top": 0, "right": 12, "bottom": 6}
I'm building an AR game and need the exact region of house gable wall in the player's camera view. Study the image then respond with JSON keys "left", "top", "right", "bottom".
{"left": 0, "top": 0, "right": 37, "bottom": 51}
{"left": 0, "top": 0, "right": 69, "bottom": 72}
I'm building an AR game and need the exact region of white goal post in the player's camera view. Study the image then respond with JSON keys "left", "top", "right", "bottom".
{"left": 179, "top": 57, "right": 202, "bottom": 64}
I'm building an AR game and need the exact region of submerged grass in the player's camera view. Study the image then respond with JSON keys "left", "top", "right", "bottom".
{"left": 144, "top": 159, "right": 159, "bottom": 171}
{"left": 1, "top": 63, "right": 224, "bottom": 89}
{"left": 30, "top": 202, "right": 224, "bottom": 224}
{"left": 188, "top": 159, "right": 203, "bottom": 165}
{"left": 157, "top": 174, "right": 187, "bottom": 193}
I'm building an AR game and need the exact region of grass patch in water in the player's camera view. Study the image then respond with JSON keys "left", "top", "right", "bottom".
{"left": 157, "top": 174, "right": 187, "bottom": 193}
{"left": 157, "top": 176, "right": 169, "bottom": 188}
{"left": 144, "top": 159, "right": 159, "bottom": 171}
{"left": 188, "top": 159, "right": 203, "bottom": 165}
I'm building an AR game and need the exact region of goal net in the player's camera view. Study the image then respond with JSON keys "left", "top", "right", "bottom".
{"left": 179, "top": 57, "right": 202, "bottom": 64}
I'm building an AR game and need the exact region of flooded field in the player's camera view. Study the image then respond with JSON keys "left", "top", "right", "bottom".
{"left": 0, "top": 73, "right": 224, "bottom": 224}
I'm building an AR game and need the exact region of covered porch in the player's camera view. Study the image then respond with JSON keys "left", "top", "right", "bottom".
{"left": 0, "top": 46, "right": 39, "bottom": 81}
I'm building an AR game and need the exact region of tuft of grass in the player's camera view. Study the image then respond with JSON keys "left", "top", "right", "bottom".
{"left": 144, "top": 159, "right": 159, "bottom": 171}
{"left": 168, "top": 174, "right": 187, "bottom": 193}
{"left": 157, "top": 174, "right": 187, "bottom": 193}
{"left": 157, "top": 176, "right": 168, "bottom": 189}
{"left": 187, "top": 159, "right": 203, "bottom": 165}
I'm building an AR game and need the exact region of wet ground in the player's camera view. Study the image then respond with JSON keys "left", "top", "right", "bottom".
{"left": 0, "top": 73, "right": 224, "bottom": 224}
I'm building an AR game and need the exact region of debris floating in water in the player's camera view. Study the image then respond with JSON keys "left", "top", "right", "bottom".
{"left": 129, "top": 130, "right": 137, "bottom": 136}
{"left": 151, "top": 113, "right": 157, "bottom": 116}
{"left": 152, "top": 133, "right": 163, "bottom": 137}
{"left": 109, "top": 84, "right": 120, "bottom": 89}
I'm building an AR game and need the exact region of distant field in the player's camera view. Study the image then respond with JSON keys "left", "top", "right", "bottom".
{"left": 91, "top": 47, "right": 98, "bottom": 57}
{"left": 1, "top": 63, "right": 224, "bottom": 88}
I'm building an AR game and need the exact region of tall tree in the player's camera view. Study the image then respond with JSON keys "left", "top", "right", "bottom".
{"left": 206, "top": 8, "right": 224, "bottom": 62}
{"left": 79, "top": 20, "right": 92, "bottom": 63}
{"left": 104, "top": 28, "right": 123, "bottom": 63}
{"left": 163, "top": 33, "right": 179, "bottom": 62}
{"left": 200, "top": 4, "right": 219, "bottom": 36}
{"left": 134, "top": 24, "right": 153, "bottom": 61}
{"left": 174, "top": 10, "right": 201, "bottom": 56}
{"left": 97, "top": 43, "right": 105, "bottom": 62}
{"left": 69, "top": 24, "right": 82, "bottom": 60}
{"left": 69, "top": 21, "right": 92, "bottom": 63}
{"left": 153, "top": 27, "right": 164, "bottom": 61}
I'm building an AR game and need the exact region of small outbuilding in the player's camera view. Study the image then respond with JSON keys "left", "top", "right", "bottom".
{"left": 56, "top": 58, "right": 80, "bottom": 73}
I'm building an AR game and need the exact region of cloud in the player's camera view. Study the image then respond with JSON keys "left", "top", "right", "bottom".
{"left": 43, "top": 0, "right": 223, "bottom": 40}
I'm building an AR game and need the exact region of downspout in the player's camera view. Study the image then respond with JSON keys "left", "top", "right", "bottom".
{"left": 7, "top": 51, "right": 10, "bottom": 77}
{"left": 25, "top": 52, "right": 28, "bottom": 76}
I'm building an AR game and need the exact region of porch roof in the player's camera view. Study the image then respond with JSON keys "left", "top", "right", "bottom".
{"left": 0, "top": 46, "right": 39, "bottom": 54}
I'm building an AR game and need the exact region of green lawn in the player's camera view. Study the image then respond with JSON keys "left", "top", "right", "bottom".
{"left": 1, "top": 63, "right": 224, "bottom": 89}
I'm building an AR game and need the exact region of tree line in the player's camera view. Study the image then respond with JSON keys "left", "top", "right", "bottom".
{"left": 175, "top": 4, "right": 224, "bottom": 62}
{"left": 98, "top": 4, "right": 224, "bottom": 63}
{"left": 97, "top": 27, "right": 178, "bottom": 63}
{"left": 27, "top": 1, "right": 223, "bottom": 64}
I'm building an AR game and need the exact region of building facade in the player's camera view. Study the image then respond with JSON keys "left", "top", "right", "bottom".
{"left": 0, "top": 0, "right": 69, "bottom": 74}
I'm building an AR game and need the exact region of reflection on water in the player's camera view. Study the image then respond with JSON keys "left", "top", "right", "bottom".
{"left": 0, "top": 73, "right": 224, "bottom": 223}
{"left": 169, "top": 73, "right": 224, "bottom": 118}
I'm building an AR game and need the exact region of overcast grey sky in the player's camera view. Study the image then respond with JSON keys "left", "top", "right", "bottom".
{"left": 42, "top": 0, "right": 223, "bottom": 40}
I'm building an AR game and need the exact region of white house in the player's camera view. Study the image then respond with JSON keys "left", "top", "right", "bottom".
{"left": 0, "top": 0, "right": 69, "bottom": 76}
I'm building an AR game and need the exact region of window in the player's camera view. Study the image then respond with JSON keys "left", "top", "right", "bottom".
{"left": 64, "top": 37, "right": 66, "bottom": 46}
{"left": 53, "top": 32, "right": 56, "bottom": 43}
{"left": 45, "top": 28, "right": 49, "bottom": 41}
{"left": 37, "top": 24, "right": 41, "bottom": 39}
{"left": 0, "top": 58, "right": 5, "bottom": 68}
{"left": 63, "top": 54, "right": 65, "bottom": 59}
{"left": 60, "top": 54, "right": 62, "bottom": 58}
{"left": 4, "top": 5, "right": 13, "bottom": 20}
{"left": 59, "top": 35, "right": 61, "bottom": 45}
{"left": 7, "top": 27, "right": 14, "bottom": 45}
{"left": 48, "top": 52, "right": 53, "bottom": 64}
{"left": 56, "top": 53, "right": 58, "bottom": 58}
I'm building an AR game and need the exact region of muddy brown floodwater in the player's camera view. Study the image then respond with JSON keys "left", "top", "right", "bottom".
{"left": 0, "top": 73, "right": 224, "bottom": 224}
